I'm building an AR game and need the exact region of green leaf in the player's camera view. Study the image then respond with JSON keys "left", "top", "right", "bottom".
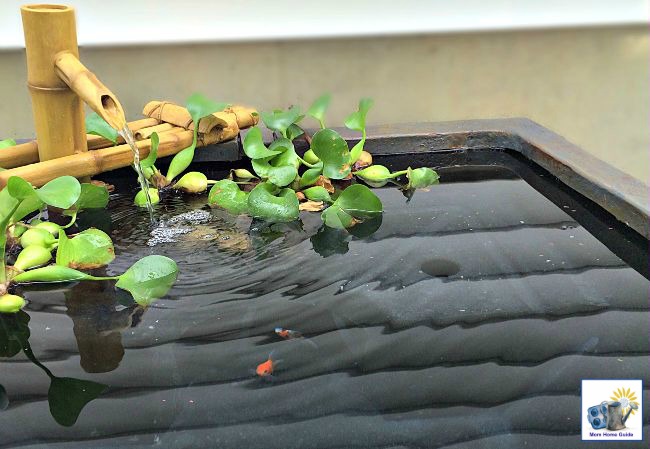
{"left": 7, "top": 177, "right": 34, "bottom": 201}
{"left": 166, "top": 146, "right": 195, "bottom": 182}
{"left": 269, "top": 138, "right": 300, "bottom": 169}
{"left": 303, "top": 186, "right": 332, "bottom": 202}
{"left": 0, "top": 139, "right": 17, "bottom": 149}
{"left": 56, "top": 228, "right": 115, "bottom": 269}
{"left": 36, "top": 176, "right": 81, "bottom": 209}
{"left": 406, "top": 167, "right": 440, "bottom": 189}
{"left": 286, "top": 124, "right": 304, "bottom": 141}
{"left": 311, "top": 129, "right": 351, "bottom": 180}
{"left": 321, "top": 184, "right": 382, "bottom": 229}
{"left": 260, "top": 107, "right": 302, "bottom": 137}
{"left": 185, "top": 93, "right": 228, "bottom": 124}
{"left": 12, "top": 265, "right": 103, "bottom": 284}
{"left": 345, "top": 98, "right": 373, "bottom": 163}
{"left": 165, "top": 94, "right": 226, "bottom": 182}
{"left": 115, "top": 255, "right": 178, "bottom": 306}
{"left": 48, "top": 377, "right": 108, "bottom": 427}
{"left": 349, "top": 139, "right": 365, "bottom": 164}
{"left": 208, "top": 179, "right": 249, "bottom": 215}
{"left": 344, "top": 98, "right": 373, "bottom": 131}
{"left": 11, "top": 194, "right": 43, "bottom": 223}
{"left": 85, "top": 112, "right": 118, "bottom": 144}
{"left": 140, "top": 132, "right": 158, "bottom": 169}
{"left": 266, "top": 165, "right": 297, "bottom": 187}
{"left": 243, "top": 127, "right": 281, "bottom": 159}
{"left": 73, "top": 183, "right": 109, "bottom": 210}
{"left": 298, "top": 165, "right": 323, "bottom": 188}
{"left": 251, "top": 159, "right": 297, "bottom": 187}
{"left": 307, "top": 93, "right": 331, "bottom": 128}
{"left": 0, "top": 189, "right": 18, "bottom": 224}
{"left": 248, "top": 182, "right": 299, "bottom": 222}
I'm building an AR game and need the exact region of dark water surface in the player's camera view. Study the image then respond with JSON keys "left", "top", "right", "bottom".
{"left": 1, "top": 153, "right": 648, "bottom": 448}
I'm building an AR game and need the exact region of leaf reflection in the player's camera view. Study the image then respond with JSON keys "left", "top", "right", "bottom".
{"left": 0, "top": 312, "right": 108, "bottom": 427}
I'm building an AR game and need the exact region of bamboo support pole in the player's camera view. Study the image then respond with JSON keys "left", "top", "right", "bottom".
{"left": 21, "top": 4, "right": 86, "bottom": 162}
{"left": 21, "top": 4, "right": 129, "bottom": 164}
{"left": 0, "top": 125, "right": 237, "bottom": 188}
{"left": 0, "top": 118, "right": 160, "bottom": 169}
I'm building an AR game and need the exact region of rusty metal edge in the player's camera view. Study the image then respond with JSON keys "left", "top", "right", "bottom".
{"left": 322, "top": 118, "right": 648, "bottom": 240}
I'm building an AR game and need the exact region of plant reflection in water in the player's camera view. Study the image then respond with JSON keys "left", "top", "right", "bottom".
{"left": 0, "top": 278, "right": 147, "bottom": 426}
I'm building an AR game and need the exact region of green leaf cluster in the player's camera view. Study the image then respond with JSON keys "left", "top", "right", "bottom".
{"left": 203, "top": 94, "right": 439, "bottom": 231}
{"left": 0, "top": 174, "right": 179, "bottom": 313}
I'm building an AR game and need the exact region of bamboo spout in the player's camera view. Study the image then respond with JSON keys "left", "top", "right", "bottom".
{"left": 54, "top": 51, "right": 127, "bottom": 131}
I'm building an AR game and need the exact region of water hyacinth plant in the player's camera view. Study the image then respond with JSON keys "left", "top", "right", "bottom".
{"left": 85, "top": 92, "right": 440, "bottom": 236}
{"left": 0, "top": 175, "right": 178, "bottom": 314}
{"left": 205, "top": 94, "right": 440, "bottom": 229}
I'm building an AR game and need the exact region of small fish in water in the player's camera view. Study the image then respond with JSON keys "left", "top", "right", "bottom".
{"left": 256, "top": 354, "right": 275, "bottom": 378}
{"left": 275, "top": 327, "right": 303, "bottom": 340}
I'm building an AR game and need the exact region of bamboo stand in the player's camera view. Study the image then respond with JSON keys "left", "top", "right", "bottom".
{"left": 0, "top": 104, "right": 257, "bottom": 188}
{"left": 0, "top": 4, "right": 259, "bottom": 189}
{"left": 21, "top": 4, "right": 126, "bottom": 161}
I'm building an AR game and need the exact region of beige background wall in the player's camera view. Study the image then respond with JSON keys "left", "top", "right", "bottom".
{"left": 0, "top": 26, "right": 647, "bottom": 182}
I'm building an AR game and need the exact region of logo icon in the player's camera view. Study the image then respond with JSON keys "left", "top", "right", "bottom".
{"left": 582, "top": 380, "right": 642, "bottom": 441}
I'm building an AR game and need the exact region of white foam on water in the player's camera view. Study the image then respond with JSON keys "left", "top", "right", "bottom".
{"left": 166, "top": 210, "right": 212, "bottom": 225}
{"left": 146, "top": 210, "right": 212, "bottom": 246}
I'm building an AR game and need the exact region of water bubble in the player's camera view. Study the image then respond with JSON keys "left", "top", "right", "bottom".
{"left": 147, "top": 226, "right": 192, "bottom": 246}
{"left": 167, "top": 210, "right": 211, "bottom": 225}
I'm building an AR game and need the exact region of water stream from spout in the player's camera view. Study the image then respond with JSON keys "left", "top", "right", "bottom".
{"left": 118, "top": 125, "right": 155, "bottom": 224}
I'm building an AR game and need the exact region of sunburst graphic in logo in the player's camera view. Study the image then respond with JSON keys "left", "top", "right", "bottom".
{"left": 611, "top": 387, "right": 639, "bottom": 416}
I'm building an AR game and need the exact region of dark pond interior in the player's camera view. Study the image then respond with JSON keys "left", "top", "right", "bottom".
{"left": 1, "top": 149, "right": 648, "bottom": 448}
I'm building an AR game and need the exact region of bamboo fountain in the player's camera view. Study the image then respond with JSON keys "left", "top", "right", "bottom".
{"left": 0, "top": 4, "right": 257, "bottom": 188}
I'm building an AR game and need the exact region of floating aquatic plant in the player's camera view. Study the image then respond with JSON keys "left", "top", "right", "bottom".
{"left": 0, "top": 175, "right": 178, "bottom": 314}
{"left": 206, "top": 94, "right": 439, "bottom": 232}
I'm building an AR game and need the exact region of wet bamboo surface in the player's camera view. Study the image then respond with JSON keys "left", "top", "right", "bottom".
{"left": 0, "top": 161, "right": 647, "bottom": 448}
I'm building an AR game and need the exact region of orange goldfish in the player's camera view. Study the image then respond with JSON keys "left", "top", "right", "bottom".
{"left": 274, "top": 327, "right": 303, "bottom": 340}
{"left": 256, "top": 355, "right": 275, "bottom": 377}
